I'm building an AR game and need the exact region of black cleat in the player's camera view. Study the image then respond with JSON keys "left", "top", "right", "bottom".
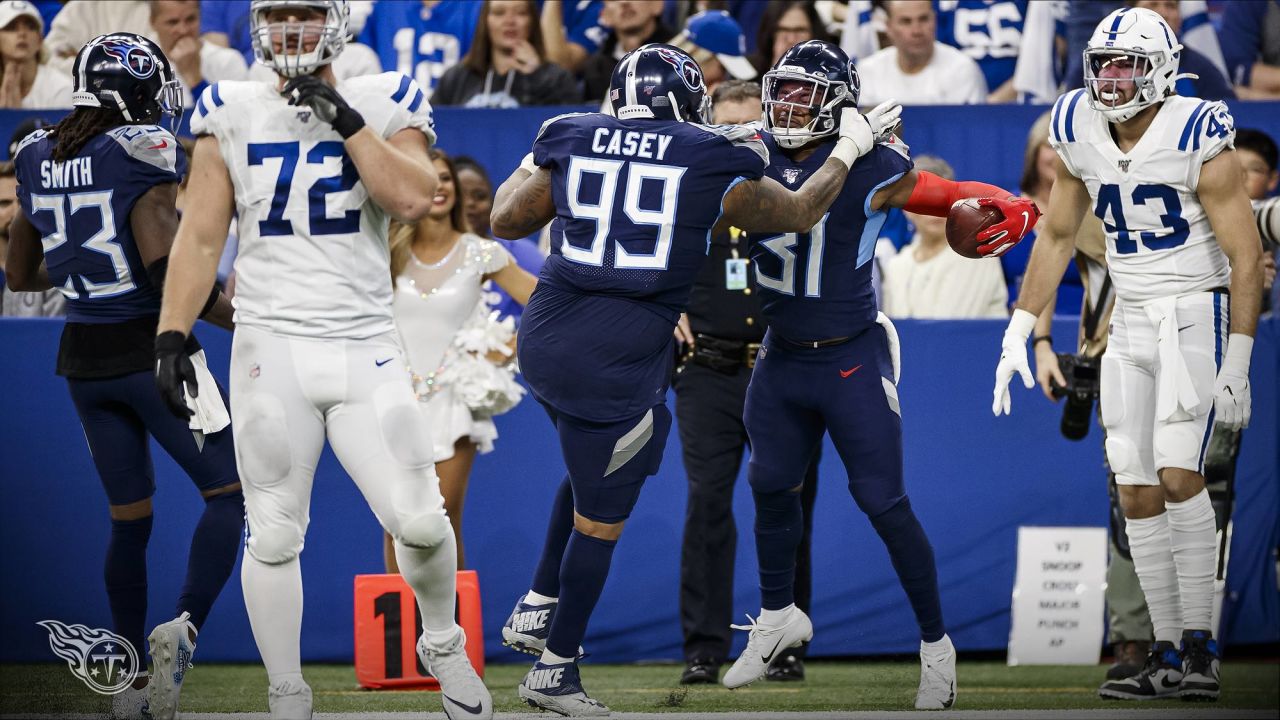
{"left": 766, "top": 653, "right": 805, "bottom": 682}
{"left": 1098, "top": 641, "right": 1183, "bottom": 700}
{"left": 1179, "top": 630, "right": 1220, "bottom": 701}
{"left": 680, "top": 658, "right": 719, "bottom": 685}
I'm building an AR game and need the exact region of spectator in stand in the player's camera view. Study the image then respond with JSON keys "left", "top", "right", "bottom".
{"left": 1125, "top": 0, "right": 1234, "bottom": 100}
{"left": 750, "top": 1, "right": 832, "bottom": 77}
{"left": 42, "top": 0, "right": 155, "bottom": 72}
{"left": 539, "top": 0, "right": 607, "bottom": 75}
{"left": 934, "top": 0, "right": 1027, "bottom": 102}
{"left": 450, "top": 155, "right": 545, "bottom": 323}
{"left": 1236, "top": 129, "right": 1279, "bottom": 310}
{"left": 434, "top": 0, "right": 578, "bottom": 108}
{"left": 359, "top": 0, "right": 483, "bottom": 97}
{"left": 150, "top": 0, "right": 247, "bottom": 106}
{"left": 999, "top": 111, "right": 1083, "bottom": 310}
{"left": 881, "top": 156, "right": 1008, "bottom": 318}
{"left": 672, "top": 10, "right": 757, "bottom": 92}
{"left": 857, "top": 0, "right": 988, "bottom": 105}
{"left": 1221, "top": 0, "right": 1280, "bottom": 99}
{"left": 200, "top": 0, "right": 252, "bottom": 65}
{"left": 0, "top": 1, "right": 71, "bottom": 109}
{"left": 0, "top": 158, "right": 64, "bottom": 316}
{"left": 582, "top": 0, "right": 672, "bottom": 103}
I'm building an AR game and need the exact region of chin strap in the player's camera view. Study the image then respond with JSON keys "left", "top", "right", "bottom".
{"left": 902, "top": 171, "right": 1010, "bottom": 217}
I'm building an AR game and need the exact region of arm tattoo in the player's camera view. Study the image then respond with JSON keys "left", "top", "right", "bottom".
{"left": 726, "top": 158, "right": 849, "bottom": 233}
{"left": 492, "top": 169, "right": 556, "bottom": 239}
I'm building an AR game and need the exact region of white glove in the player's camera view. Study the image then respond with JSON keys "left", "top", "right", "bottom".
{"left": 1213, "top": 334, "right": 1253, "bottom": 430}
{"left": 831, "top": 100, "right": 901, "bottom": 167}
{"left": 992, "top": 309, "right": 1036, "bottom": 416}
{"left": 518, "top": 152, "right": 538, "bottom": 175}
{"left": 876, "top": 311, "right": 900, "bottom": 384}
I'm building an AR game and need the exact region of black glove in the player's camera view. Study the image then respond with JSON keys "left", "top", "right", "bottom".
{"left": 283, "top": 75, "right": 366, "bottom": 139}
{"left": 155, "top": 331, "right": 196, "bottom": 420}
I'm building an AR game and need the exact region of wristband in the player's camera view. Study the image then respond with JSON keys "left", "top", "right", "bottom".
{"left": 1032, "top": 335, "right": 1053, "bottom": 347}
{"left": 1223, "top": 333, "right": 1254, "bottom": 372}
{"left": 519, "top": 153, "right": 539, "bottom": 175}
{"left": 332, "top": 107, "right": 366, "bottom": 140}
{"left": 830, "top": 137, "right": 859, "bottom": 169}
{"left": 1005, "top": 308, "right": 1037, "bottom": 342}
{"left": 155, "top": 330, "right": 187, "bottom": 355}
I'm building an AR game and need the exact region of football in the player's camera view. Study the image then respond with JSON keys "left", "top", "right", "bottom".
{"left": 946, "top": 198, "right": 1005, "bottom": 259}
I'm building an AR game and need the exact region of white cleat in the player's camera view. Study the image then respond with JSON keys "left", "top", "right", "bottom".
{"left": 268, "top": 678, "right": 313, "bottom": 720}
{"left": 915, "top": 634, "right": 957, "bottom": 710}
{"left": 418, "top": 628, "right": 493, "bottom": 720}
{"left": 110, "top": 677, "right": 150, "bottom": 720}
{"left": 147, "top": 612, "right": 196, "bottom": 720}
{"left": 722, "top": 606, "right": 813, "bottom": 689}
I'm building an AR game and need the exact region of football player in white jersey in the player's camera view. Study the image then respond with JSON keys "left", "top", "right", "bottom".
{"left": 991, "top": 7, "right": 1262, "bottom": 702}
{"left": 153, "top": 1, "right": 492, "bottom": 718}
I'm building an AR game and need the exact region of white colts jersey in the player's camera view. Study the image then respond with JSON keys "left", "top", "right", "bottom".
{"left": 190, "top": 73, "right": 435, "bottom": 338}
{"left": 1048, "top": 91, "right": 1233, "bottom": 304}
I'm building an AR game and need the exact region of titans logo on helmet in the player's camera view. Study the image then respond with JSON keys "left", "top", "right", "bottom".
{"left": 99, "top": 39, "right": 157, "bottom": 79}
{"left": 654, "top": 47, "right": 704, "bottom": 92}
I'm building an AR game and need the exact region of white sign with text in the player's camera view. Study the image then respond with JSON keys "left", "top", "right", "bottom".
{"left": 1008, "top": 526, "right": 1108, "bottom": 666}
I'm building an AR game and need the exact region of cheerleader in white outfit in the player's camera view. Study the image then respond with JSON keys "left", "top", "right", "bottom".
{"left": 388, "top": 149, "right": 537, "bottom": 569}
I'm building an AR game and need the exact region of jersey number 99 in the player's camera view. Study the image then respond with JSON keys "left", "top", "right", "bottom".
{"left": 563, "top": 155, "right": 686, "bottom": 270}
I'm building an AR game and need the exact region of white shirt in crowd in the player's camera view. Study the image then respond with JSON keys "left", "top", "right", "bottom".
{"left": 247, "top": 42, "right": 383, "bottom": 84}
{"left": 881, "top": 239, "right": 1009, "bottom": 319}
{"left": 180, "top": 42, "right": 249, "bottom": 106}
{"left": 43, "top": 0, "right": 155, "bottom": 73}
{"left": 21, "top": 63, "right": 72, "bottom": 108}
{"left": 858, "top": 41, "right": 988, "bottom": 106}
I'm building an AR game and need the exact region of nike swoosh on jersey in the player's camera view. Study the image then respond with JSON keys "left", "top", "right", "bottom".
{"left": 444, "top": 695, "right": 485, "bottom": 715}
{"left": 148, "top": 140, "right": 169, "bottom": 150}
{"left": 375, "top": 357, "right": 394, "bottom": 367}
{"left": 839, "top": 365, "right": 863, "bottom": 378}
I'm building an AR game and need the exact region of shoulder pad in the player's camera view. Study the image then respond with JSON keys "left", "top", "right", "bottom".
{"left": 342, "top": 72, "right": 434, "bottom": 143}
{"left": 1171, "top": 97, "right": 1234, "bottom": 157}
{"left": 690, "top": 122, "right": 769, "bottom": 166}
{"left": 1048, "top": 88, "right": 1088, "bottom": 146}
{"left": 878, "top": 133, "right": 911, "bottom": 161}
{"left": 13, "top": 128, "right": 49, "bottom": 161}
{"left": 534, "top": 112, "right": 594, "bottom": 143}
{"left": 105, "top": 125, "right": 182, "bottom": 174}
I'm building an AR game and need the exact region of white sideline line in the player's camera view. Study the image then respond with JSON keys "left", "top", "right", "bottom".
{"left": 4, "top": 711, "right": 1277, "bottom": 719}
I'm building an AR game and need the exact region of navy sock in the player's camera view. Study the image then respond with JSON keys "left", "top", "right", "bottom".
{"left": 177, "top": 491, "right": 244, "bottom": 629}
{"left": 531, "top": 476, "right": 574, "bottom": 598}
{"left": 545, "top": 529, "right": 616, "bottom": 659}
{"left": 753, "top": 488, "right": 803, "bottom": 611}
{"left": 869, "top": 497, "right": 946, "bottom": 642}
{"left": 105, "top": 514, "right": 153, "bottom": 659}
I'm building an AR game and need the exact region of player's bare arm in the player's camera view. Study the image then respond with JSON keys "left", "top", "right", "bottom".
{"left": 486, "top": 263, "right": 538, "bottom": 306}
{"left": 344, "top": 126, "right": 436, "bottom": 222}
{"left": 1198, "top": 150, "right": 1263, "bottom": 338}
{"left": 720, "top": 167, "right": 850, "bottom": 233}
{"left": 491, "top": 163, "right": 555, "bottom": 240}
{"left": 132, "top": 182, "right": 234, "bottom": 332}
{"left": 157, "top": 135, "right": 235, "bottom": 337}
{"left": 5, "top": 209, "right": 51, "bottom": 291}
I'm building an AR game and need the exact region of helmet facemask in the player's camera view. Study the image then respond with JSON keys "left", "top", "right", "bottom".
{"left": 762, "top": 69, "right": 849, "bottom": 149}
{"left": 250, "top": 0, "right": 347, "bottom": 79}
{"left": 1084, "top": 48, "right": 1169, "bottom": 123}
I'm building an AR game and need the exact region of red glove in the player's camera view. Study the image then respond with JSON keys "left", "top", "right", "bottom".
{"left": 974, "top": 197, "right": 1042, "bottom": 257}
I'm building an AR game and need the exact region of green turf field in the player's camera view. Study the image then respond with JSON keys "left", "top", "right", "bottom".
{"left": 2, "top": 660, "right": 1277, "bottom": 715}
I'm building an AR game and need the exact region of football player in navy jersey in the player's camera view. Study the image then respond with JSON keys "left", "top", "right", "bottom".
{"left": 489, "top": 43, "right": 901, "bottom": 715}
{"left": 721, "top": 40, "right": 1040, "bottom": 709}
{"left": 5, "top": 33, "right": 240, "bottom": 720}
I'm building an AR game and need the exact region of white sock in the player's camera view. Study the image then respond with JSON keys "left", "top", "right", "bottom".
{"left": 540, "top": 648, "right": 574, "bottom": 665}
{"left": 241, "top": 555, "right": 304, "bottom": 683}
{"left": 759, "top": 604, "right": 796, "bottom": 626}
{"left": 1125, "top": 513, "right": 1182, "bottom": 644}
{"left": 921, "top": 635, "right": 953, "bottom": 656}
{"left": 525, "top": 590, "right": 558, "bottom": 606}
{"left": 1166, "top": 489, "right": 1217, "bottom": 632}
{"left": 395, "top": 533, "right": 459, "bottom": 642}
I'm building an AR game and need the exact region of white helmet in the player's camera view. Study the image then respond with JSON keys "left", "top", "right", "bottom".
{"left": 1083, "top": 7, "right": 1190, "bottom": 123}
{"left": 250, "top": 0, "right": 348, "bottom": 78}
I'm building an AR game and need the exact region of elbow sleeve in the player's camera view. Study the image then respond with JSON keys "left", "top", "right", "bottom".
{"left": 902, "top": 171, "right": 1010, "bottom": 217}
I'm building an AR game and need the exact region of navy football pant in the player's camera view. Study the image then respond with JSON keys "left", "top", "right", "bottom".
{"left": 534, "top": 403, "right": 672, "bottom": 658}
{"left": 744, "top": 327, "right": 946, "bottom": 642}
{"left": 68, "top": 369, "right": 241, "bottom": 658}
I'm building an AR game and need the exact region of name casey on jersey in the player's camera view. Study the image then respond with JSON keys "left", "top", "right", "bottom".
{"left": 40, "top": 157, "right": 94, "bottom": 189}
{"left": 591, "top": 127, "right": 674, "bottom": 160}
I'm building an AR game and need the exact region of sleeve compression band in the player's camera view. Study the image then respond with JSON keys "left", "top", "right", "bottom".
{"left": 902, "top": 170, "right": 1010, "bottom": 217}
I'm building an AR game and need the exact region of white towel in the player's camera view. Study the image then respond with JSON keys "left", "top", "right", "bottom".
{"left": 185, "top": 350, "right": 231, "bottom": 435}
{"left": 1145, "top": 297, "right": 1200, "bottom": 422}
{"left": 1013, "top": 0, "right": 1068, "bottom": 104}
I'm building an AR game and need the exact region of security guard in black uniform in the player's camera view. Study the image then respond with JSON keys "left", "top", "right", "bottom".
{"left": 675, "top": 80, "right": 819, "bottom": 686}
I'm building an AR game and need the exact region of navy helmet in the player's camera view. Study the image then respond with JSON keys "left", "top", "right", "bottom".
{"left": 70, "top": 33, "right": 183, "bottom": 130}
{"left": 763, "top": 40, "right": 860, "bottom": 148}
{"left": 607, "top": 43, "right": 711, "bottom": 123}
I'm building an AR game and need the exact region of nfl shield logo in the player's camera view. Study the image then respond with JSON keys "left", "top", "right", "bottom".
{"left": 1118, "top": 159, "right": 1131, "bottom": 172}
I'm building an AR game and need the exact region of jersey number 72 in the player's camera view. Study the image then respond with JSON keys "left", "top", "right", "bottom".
{"left": 248, "top": 141, "right": 361, "bottom": 237}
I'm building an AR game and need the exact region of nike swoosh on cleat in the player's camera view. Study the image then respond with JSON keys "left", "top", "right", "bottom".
{"left": 1158, "top": 677, "right": 1182, "bottom": 690}
{"left": 444, "top": 695, "right": 485, "bottom": 715}
{"left": 839, "top": 365, "right": 862, "bottom": 378}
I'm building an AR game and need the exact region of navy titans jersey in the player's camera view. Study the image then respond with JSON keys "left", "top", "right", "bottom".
{"left": 519, "top": 112, "right": 767, "bottom": 422}
{"left": 751, "top": 134, "right": 912, "bottom": 342}
{"left": 15, "top": 125, "right": 187, "bottom": 324}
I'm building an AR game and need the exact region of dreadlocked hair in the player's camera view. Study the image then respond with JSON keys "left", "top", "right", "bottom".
{"left": 50, "top": 107, "right": 128, "bottom": 162}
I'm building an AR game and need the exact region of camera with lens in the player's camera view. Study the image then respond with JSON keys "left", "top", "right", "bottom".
{"left": 1051, "top": 353, "right": 1101, "bottom": 440}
